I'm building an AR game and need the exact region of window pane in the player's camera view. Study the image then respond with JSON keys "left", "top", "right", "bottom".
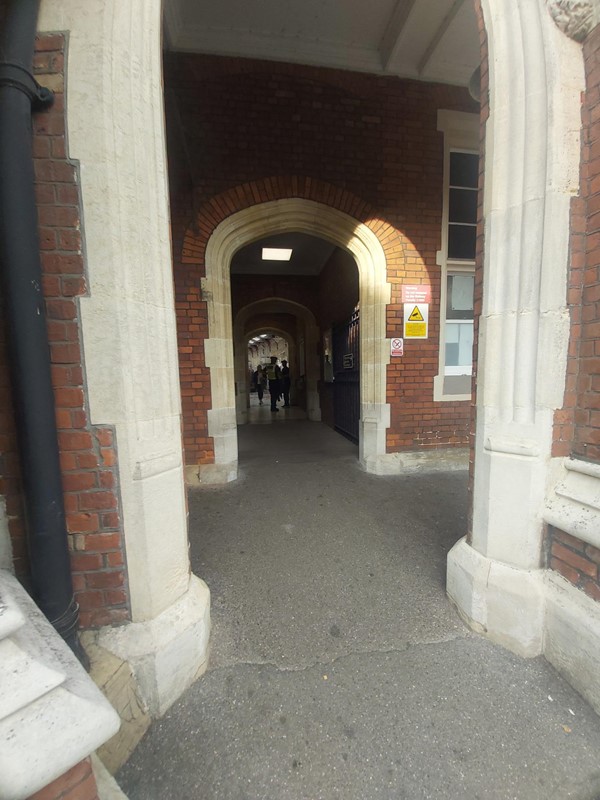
{"left": 450, "top": 152, "right": 478, "bottom": 188}
{"left": 448, "top": 224, "right": 476, "bottom": 260}
{"left": 447, "top": 274, "right": 474, "bottom": 319}
{"left": 449, "top": 188, "right": 478, "bottom": 224}
{"left": 445, "top": 322, "right": 474, "bottom": 369}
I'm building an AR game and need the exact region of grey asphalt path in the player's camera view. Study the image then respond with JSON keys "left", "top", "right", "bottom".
{"left": 118, "top": 420, "right": 600, "bottom": 800}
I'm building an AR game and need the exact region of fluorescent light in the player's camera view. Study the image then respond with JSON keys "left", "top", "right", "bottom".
{"left": 262, "top": 247, "right": 292, "bottom": 261}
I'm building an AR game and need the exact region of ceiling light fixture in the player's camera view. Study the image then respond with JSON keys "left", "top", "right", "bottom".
{"left": 262, "top": 247, "right": 292, "bottom": 261}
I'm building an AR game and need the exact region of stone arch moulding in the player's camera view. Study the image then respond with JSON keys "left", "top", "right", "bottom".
{"left": 242, "top": 324, "right": 296, "bottom": 417}
{"left": 234, "top": 298, "right": 321, "bottom": 425}
{"left": 186, "top": 196, "right": 392, "bottom": 485}
{"left": 448, "top": 0, "right": 600, "bottom": 714}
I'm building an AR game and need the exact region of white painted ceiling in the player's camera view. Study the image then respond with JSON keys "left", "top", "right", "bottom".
{"left": 166, "top": 1, "right": 481, "bottom": 276}
{"left": 231, "top": 233, "right": 340, "bottom": 276}
{"left": 164, "top": 0, "right": 481, "bottom": 88}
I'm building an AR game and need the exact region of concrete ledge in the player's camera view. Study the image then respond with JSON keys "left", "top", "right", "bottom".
{"left": 363, "top": 447, "right": 469, "bottom": 475}
{"left": 447, "top": 537, "right": 545, "bottom": 657}
{"left": 185, "top": 462, "right": 238, "bottom": 485}
{"left": 94, "top": 574, "right": 211, "bottom": 717}
{"left": 544, "top": 570, "right": 600, "bottom": 716}
{"left": 544, "top": 457, "right": 600, "bottom": 549}
{"left": 0, "top": 570, "right": 120, "bottom": 800}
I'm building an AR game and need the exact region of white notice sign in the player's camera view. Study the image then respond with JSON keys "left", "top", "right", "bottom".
{"left": 391, "top": 338, "right": 404, "bottom": 357}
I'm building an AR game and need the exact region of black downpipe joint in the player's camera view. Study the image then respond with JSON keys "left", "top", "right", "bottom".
{"left": 0, "top": 0, "right": 86, "bottom": 663}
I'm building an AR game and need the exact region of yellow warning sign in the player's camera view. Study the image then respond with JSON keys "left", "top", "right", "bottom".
{"left": 403, "top": 302, "right": 429, "bottom": 339}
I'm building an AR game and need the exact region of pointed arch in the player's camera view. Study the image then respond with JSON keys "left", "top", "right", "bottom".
{"left": 234, "top": 298, "right": 320, "bottom": 424}
{"left": 185, "top": 197, "right": 391, "bottom": 484}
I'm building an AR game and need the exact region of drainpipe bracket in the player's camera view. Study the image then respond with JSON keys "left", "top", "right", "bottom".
{"left": 0, "top": 61, "right": 54, "bottom": 110}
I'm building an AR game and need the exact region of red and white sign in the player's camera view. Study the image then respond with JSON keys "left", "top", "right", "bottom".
{"left": 402, "top": 284, "right": 432, "bottom": 304}
{"left": 391, "top": 337, "right": 404, "bottom": 357}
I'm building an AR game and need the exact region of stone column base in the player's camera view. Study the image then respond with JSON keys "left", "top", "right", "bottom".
{"left": 448, "top": 539, "right": 600, "bottom": 716}
{"left": 86, "top": 575, "right": 210, "bottom": 720}
{"left": 307, "top": 389, "right": 321, "bottom": 421}
{"left": 363, "top": 447, "right": 469, "bottom": 475}
{"left": 185, "top": 462, "right": 238, "bottom": 485}
{"left": 447, "top": 537, "right": 545, "bottom": 657}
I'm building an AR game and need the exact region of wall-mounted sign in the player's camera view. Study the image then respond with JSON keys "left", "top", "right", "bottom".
{"left": 402, "top": 284, "right": 432, "bottom": 304}
{"left": 391, "top": 337, "right": 404, "bottom": 357}
{"left": 343, "top": 353, "right": 354, "bottom": 369}
{"left": 404, "top": 303, "right": 429, "bottom": 339}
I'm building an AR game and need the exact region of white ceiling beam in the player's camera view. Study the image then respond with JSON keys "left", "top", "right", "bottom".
{"left": 379, "top": 0, "right": 420, "bottom": 71}
{"left": 417, "top": 0, "right": 465, "bottom": 77}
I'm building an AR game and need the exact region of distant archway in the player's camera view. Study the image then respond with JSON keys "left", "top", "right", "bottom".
{"left": 234, "top": 299, "right": 320, "bottom": 424}
{"left": 190, "top": 198, "right": 391, "bottom": 484}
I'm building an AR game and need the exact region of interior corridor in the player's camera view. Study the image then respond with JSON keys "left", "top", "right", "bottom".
{"left": 118, "top": 421, "right": 600, "bottom": 799}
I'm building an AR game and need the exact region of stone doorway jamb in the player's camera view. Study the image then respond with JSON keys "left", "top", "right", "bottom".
{"left": 447, "top": 0, "right": 585, "bottom": 656}
{"left": 194, "top": 198, "right": 391, "bottom": 484}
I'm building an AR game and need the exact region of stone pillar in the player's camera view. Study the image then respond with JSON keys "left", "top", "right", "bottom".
{"left": 447, "top": 0, "right": 585, "bottom": 655}
{"left": 38, "top": 0, "right": 210, "bottom": 715}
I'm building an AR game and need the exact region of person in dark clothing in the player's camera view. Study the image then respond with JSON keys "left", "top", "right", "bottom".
{"left": 280, "top": 359, "right": 291, "bottom": 407}
{"left": 254, "top": 365, "right": 266, "bottom": 405}
{"left": 265, "top": 356, "right": 281, "bottom": 412}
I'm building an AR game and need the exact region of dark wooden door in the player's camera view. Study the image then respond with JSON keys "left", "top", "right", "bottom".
{"left": 332, "top": 306, "right": 360, "bottom": 443}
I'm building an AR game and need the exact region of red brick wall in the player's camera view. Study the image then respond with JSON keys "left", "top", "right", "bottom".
{"left": 572, "top": 25, "right": 600, "bottom": 462}
{"left": 554, "top": 24, "right": 600, "bottom": 461}
{"left": 546, "top": 25, "right": 600, "bottom": 598}
{"left": 27, "top": 758, "right": 98, "bottom": 800}
{"left": 232, "top": 275, "right": 319, "bottom": 319}
{"left": 168, "top": 54, "right": 477, "bottom": 465}
{"left": 549, "top": 527, "right": 600, "bottom": 602}
{"left": 0, "top": 34, "right": 130, "bottom": 628}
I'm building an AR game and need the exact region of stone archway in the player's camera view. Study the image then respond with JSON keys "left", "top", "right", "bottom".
{"left": 242, "top": 325, "right": 296, "bottom": 417}
{"left": 238, "top": 325, "right": 296, "bottom": 419}
{"left": 448, "top": 1, "right": 597, "bottom": 704}
{"left": 234, "top": 298, "right": 321, "bottom": 425}
{"left": 189, "top": 198, "right": 391, "bottom": 485}
{"left": 32, "top": 0, "right": 600, "bottom": 738}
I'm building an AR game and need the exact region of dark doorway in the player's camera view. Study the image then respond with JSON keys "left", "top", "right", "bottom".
{"left": 333, "top": 305, "right": 360, "bottom": 443}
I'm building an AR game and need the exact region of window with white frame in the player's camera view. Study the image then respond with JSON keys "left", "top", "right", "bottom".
{"left": 445, "top": 270, "right": 475, "bottom": 374}
{"left": 434, "top": 111, "right": 479, "bottom": 402}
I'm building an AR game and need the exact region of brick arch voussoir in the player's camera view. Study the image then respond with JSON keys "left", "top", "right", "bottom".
{"left": 181, "top": 177, "right": 405, "bottom": 266}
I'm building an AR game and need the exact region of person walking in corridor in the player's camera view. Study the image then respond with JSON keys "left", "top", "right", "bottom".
{"left": 265, "top": 356, "right": 281, "bottom": 412}
{"left": 280, "top": 359, "right": 291, "bottom": 407}
{"left": 254, "top": 365, "right": 266, "bottom": 405}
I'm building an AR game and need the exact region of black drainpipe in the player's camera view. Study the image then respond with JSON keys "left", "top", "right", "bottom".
{"left": 0, "top": 0, "right": 86, "bottom": 663}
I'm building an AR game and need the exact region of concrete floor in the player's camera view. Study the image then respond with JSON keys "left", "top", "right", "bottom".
{"left": 118, "top": 410, "right": 600, "bottom": 800}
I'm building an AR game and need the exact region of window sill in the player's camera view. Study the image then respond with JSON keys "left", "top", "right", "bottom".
{"left": 433, "top": 374, "right": 472, "bottom": 402}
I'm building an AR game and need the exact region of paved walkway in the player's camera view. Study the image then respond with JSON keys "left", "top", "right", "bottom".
{"left": 118, "top": 416, "right": 600, "bottom": 800}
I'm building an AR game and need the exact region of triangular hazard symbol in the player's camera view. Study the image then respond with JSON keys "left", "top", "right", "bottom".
{"left": 408, "top": 305, "right": 424, "bottom": 322}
